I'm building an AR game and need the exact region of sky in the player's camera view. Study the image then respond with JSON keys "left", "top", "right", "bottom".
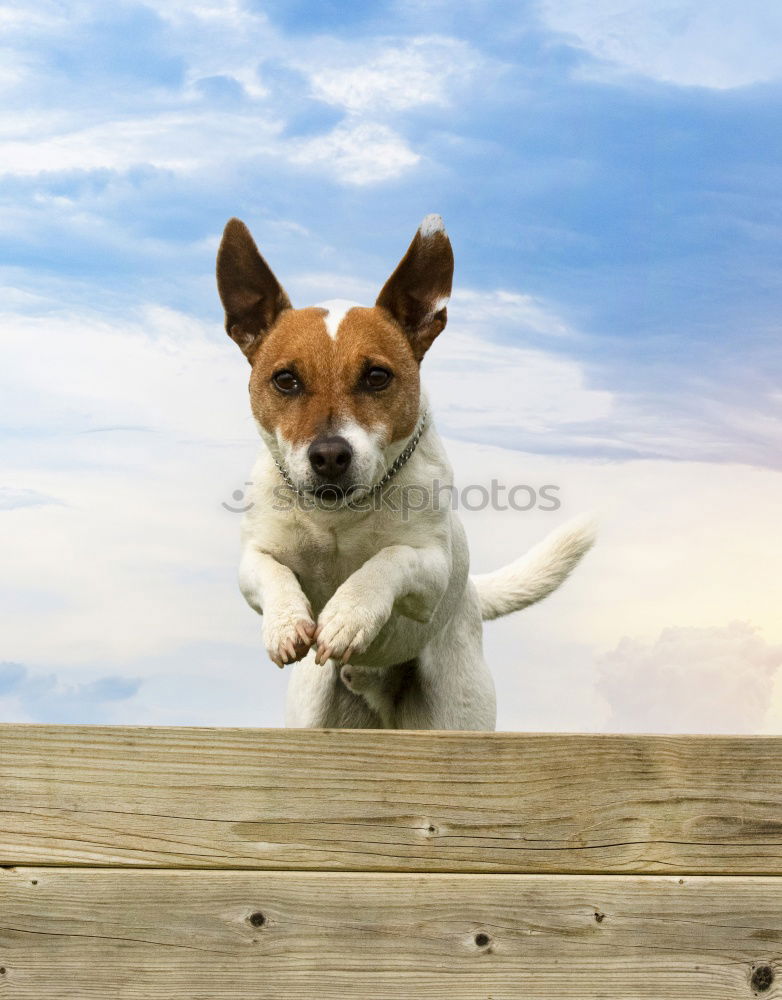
{"left": 1, "top": 0, "right": 781, "bottom": 732}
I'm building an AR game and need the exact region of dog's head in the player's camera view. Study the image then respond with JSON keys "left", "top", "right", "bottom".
{"left": 216, "top": 215, "right": 453, "bottom": 498}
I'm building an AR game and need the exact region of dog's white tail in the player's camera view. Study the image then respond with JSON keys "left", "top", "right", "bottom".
{"left": 472, "top": 513, "right": 597, "bottom": 622}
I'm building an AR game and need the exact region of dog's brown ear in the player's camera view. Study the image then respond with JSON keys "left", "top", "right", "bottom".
{"left": 216, "top": 218, "right": 292, "bottom": 361}
{"left": 375, "top": 214, "right": 454, "bottom": 362}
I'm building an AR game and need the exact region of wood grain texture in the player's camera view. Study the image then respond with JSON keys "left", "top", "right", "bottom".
{"left": 2, "top": 725, "right": 782, "bottom": 874}
{"left": 1, "top": 868, "right": 781, "bottom": 999}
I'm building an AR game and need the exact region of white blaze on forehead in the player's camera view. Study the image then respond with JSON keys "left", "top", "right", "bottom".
{"left": 418, "top": 213, "right": 446, "bottom": 238}
{"left": 314, "top": 298, "right": 363, "bottom": 340}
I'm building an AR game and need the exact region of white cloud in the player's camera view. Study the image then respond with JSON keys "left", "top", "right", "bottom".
{"left": 597, "top": 622, "right": 782, "bottom": 733}
{"left": 426, "top": 289, "right": 613, "bottom": 434}
{"left": 0, "top": 107, "right": 418, "bottom": 190}
{"left": 306, "top": 36, "right": 481, "bottom": 113}
{"left": 0, "top": 487, "right": 62, "bottom": 510}
{"left": 427, "top": 289, "right": 782, "bottom": 468}
{"left": 539, "top": 0, "right": 782, "bottom": 89}
{"left": 292, "top": 35, "right": 488, "bottom": 183}
{"left": 0, "top": 111, "right": 285, "bottom": 177}
{"left": 0, "top": 305, "right": 246, "bottom": 438}
{"left": 0, "top": 304, "right": 257, "bottom": 666}
{"left": 143, "top": 0, "right": 272, "bottom": 98}
{"left": 288, "top": 271, "right": 378, "bottom": 307}
{"left": 428, "top": 330, "right": 613, "bottom": 434}
{"left": 0, "top": 110, "right": 428, "bottom": 185}
{"left": 0, "top": 2, "right": 453, "bottom": 187}
{"left": 289, "top": 120, "right": 420, "bottom": 185}
{"left": 451, "top": 288, "right": 575, "bottom": 338}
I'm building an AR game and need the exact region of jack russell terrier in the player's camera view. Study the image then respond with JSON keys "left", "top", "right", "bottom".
{"left": 217, "top": 214, "right": 595, "bottom": 730}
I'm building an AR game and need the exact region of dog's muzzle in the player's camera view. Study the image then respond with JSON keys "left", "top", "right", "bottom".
{"left": 307, "top": 435, "right": 353, "bottom": 488}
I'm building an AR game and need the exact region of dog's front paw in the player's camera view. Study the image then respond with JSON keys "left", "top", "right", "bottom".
{"left": 263, "top": 603, "right": 315, "bottom": 668}
{"left": 314, "top": 591, "right": 391, "bottom": 665}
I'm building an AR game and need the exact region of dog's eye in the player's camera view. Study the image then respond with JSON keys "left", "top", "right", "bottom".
{"left": 272, "top": 370, "right": 302, "bottom": 395}
{"left": 364, "top": 367, "right": 392, "bottom": 390}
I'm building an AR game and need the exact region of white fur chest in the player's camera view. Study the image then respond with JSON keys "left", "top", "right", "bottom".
{"left": 241, "top": 429, "right": 455, "bottom": 617}
{"left": 278, "top": 511, "right": 386, "bottom": 613}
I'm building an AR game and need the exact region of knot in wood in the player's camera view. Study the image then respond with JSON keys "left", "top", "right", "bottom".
{"left": 751, "top": 965, "right": 774, "bottom": 992}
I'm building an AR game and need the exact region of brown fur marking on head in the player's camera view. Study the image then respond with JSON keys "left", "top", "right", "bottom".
{"left": 216, "top": 215, "right": 453, "bottom": 454}
{"left": 249, "top": 306, "right": 421, "bottom": 448}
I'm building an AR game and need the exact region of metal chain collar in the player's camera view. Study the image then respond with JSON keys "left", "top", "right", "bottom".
{"left": 273, "top": 409, "right": 429, "bottom": 511}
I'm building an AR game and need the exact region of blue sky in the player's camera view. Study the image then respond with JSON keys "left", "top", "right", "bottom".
{"left": 2, "top": 0, "right": 782, "bottom": 730}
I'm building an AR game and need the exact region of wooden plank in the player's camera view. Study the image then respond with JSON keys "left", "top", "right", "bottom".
{"left": 1, "top": 868, "right": 781, "bottom": 999}
{"left": 1, "top": 725, "right": 782, "bottom": 874}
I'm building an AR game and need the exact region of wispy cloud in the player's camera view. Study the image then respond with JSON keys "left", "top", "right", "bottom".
{"left": 305, "top": 36, "right": 484, "bottom": 112}
{"left": 0, "top": 112, "right": 285, "bottom": 177}
{"left": 0, "top": 660, "right": 141, "bottom": 724}
{"left": 289, "top": 121, "right": 420, "bottom": 185}
{"left": 0, "top": 486, "right": 63, "bottom": 510}
{"left": 150, "top": 0, "right": 273, "bottom": 99}
{"left": 539, "top": 0, "right": 782, "bottom": 89}
{"left": 0, "top": 6, "right": 486, "bottom": 189}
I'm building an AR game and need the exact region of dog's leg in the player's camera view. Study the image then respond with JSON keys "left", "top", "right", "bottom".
{"left": 339, "top": 663, "right": 396, "bottom": 728}
{"left": 396, "top": 585, "right": 497, "bottom": 731}
{"left": 239, "top": 546, "right": 315, "bottom": 667}
{"left": 285, "top": 654, "right": 384, "bottom": 728}
{"left": 314, "top": 544, "right": 449, "bottom": 665}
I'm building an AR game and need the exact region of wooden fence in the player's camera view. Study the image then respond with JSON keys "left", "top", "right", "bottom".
{"left": 1, "top": 725, "right": 781, "bottom": 998}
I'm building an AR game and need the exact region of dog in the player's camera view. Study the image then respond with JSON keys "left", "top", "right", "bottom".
{"left": 216, "top": 214, "right": 595, "bottom": 730}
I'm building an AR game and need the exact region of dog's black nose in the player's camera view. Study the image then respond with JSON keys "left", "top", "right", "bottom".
{"left": 308, "top": 436, "right": 353, "bottom": 480}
